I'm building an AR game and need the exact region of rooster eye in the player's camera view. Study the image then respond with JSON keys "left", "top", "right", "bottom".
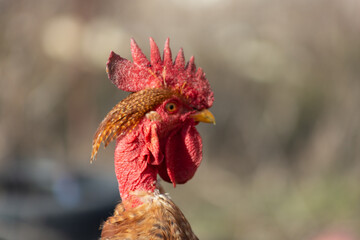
{"left": 165, "top": 102, "right": 178, "bottom": 113}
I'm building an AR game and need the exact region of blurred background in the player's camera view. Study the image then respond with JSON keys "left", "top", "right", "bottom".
{"left": 1, "top": 0, "right": 360, "bottom": 239}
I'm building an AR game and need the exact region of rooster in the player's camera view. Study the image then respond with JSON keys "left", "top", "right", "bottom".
{"left": 91, "top": 38, "right": 215, "bottom": 240}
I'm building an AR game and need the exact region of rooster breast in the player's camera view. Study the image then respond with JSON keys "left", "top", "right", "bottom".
{"left": 101, "top": 191, "right": 198, "bottom": 240}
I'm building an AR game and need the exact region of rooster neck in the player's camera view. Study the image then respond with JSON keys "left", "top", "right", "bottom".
{"left": 114, "top": 128, "right": 158, "bottom": 204}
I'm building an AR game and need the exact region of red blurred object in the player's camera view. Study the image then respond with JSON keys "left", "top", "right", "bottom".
{"left": 311, "top": 228, "right": 357, "bottom": 240}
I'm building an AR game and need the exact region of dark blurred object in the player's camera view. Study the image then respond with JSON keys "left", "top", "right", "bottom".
{"left": 0, "top": 158, "right": 118, "bottom": 240}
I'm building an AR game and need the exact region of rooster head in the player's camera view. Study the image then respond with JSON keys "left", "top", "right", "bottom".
{"left": 91, "top": 38, "right": 214, "bottom": 202}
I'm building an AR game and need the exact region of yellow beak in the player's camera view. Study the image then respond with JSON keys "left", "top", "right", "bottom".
{"left": 190, "top": 109, "right": 216, "bottom": 125}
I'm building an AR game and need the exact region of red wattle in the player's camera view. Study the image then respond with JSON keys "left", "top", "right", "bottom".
{"left": 158, "top": 122, "right": 203, "bottom": 186}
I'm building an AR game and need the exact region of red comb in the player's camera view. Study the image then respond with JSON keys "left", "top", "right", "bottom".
{"left": 106, "top": 38, "right": 214, "bottom": 110}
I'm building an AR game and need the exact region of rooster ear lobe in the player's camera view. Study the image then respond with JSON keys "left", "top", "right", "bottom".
{"left": 163, "top": 38, "right": 172, "bottom": 66}
{"left": 144, "top": 123, "right": 164, "bottom": 166}
{"left": 150, "top": 37, "right": 161, "bottom": 66}
{"left": 131, "top": 38, "right": 150, "bottom": 67}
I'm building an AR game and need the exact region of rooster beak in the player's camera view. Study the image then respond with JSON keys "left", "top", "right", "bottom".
{"left": 190, "top": 109, "right": 216, "bottom": 125}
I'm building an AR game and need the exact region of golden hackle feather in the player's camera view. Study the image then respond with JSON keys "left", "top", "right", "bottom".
{"left": 91, "top": 88, "right": 176, "bottom": 162}
{"left": 101, "top": 191, "right": 198, "bottom": 240}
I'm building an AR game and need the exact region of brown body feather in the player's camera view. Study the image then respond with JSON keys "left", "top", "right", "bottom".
{"left": 101, "top": 191, "right": 198, "bottom": 240}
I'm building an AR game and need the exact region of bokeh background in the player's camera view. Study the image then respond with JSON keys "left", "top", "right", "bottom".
{"left": 1, "top": 0, "right": 360, "bottom": 239}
